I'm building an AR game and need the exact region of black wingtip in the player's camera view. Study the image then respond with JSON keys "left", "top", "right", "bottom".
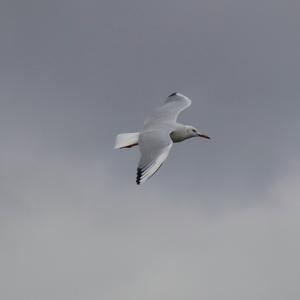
{"left": 168, "top": 92, "right": 178, "bottom": 97}
{"left": 136, "top": 168, "right": 142, "bottom": 185}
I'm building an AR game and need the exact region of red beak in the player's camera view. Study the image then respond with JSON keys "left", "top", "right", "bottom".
{"left": 198, "top": 133, "right": 210, "bottom": 140}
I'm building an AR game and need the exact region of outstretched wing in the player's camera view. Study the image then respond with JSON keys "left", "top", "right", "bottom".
{"left": 144, "top": 92, "right": 192, "bottom": 129}
{"left": 136, "top": 130, "right": 173, "bottom": 185}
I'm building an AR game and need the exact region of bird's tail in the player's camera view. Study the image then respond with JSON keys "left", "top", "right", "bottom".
{"left": 114, "top": 132, "right": 140, "bottom": 149}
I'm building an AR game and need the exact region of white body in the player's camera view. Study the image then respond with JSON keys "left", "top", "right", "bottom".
{"left": 114, "top": 125, "right": 190, "bottom": 149}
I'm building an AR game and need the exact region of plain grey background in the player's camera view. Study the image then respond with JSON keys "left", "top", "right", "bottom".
{"left": 1, "top": 0, "right": 300, "bottom": 299}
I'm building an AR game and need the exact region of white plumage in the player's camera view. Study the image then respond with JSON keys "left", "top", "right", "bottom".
{"left": 115, "top": 92, "right": 210, "bottom": 185}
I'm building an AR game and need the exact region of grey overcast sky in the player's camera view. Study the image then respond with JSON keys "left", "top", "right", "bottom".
{"left": 1, "top": 0, "right": 300, "bottom": 299}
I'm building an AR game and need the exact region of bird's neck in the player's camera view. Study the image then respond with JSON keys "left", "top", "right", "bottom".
{"left": 170, "top": 125, "right": 189, "bottom": 143}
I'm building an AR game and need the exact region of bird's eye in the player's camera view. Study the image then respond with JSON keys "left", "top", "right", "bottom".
{"left": 192, "top": 129, "right": 196, "bottom": 132}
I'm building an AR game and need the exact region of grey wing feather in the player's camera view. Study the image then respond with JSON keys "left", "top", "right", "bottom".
{"left": 136, "top": 130, "right": 173, "bottom": 184}
{"left": 144, "top": 93, "right": 191, "bottom": 129}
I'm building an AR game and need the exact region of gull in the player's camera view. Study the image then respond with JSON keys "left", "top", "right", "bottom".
{"left": 114, "top": 92, "right": 210, "bottom": 184}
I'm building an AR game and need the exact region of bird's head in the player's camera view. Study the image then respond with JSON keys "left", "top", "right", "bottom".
{"left": 186, "top": 126, "right": 210, "bottom": 140}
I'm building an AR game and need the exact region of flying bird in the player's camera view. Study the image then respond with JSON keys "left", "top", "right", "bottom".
{"left": 114, "top": 92, "right": 210, "bottom": 184}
